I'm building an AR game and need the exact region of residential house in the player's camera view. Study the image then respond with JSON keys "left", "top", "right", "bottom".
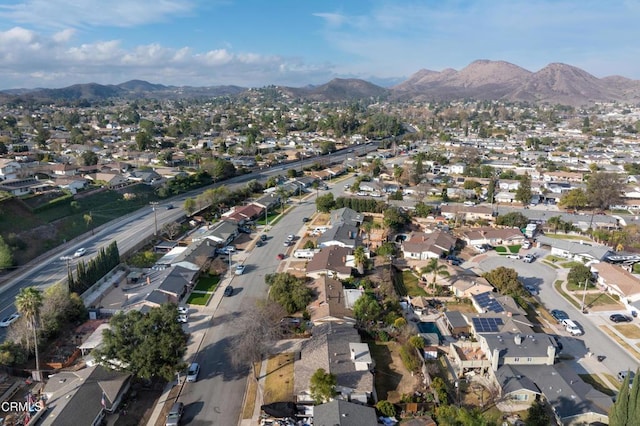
{"left": 440, "top": 205, "right": 493, "bottom": 222}
{"left": 313, "top": 399, "right": 378, "bottom": 426}
{"left": 50, "top": 176, "right": 89, "bottom": 193}
{"left": 204, "top": 220, "right": 240, "bottom": 246}
{"left": 0, "top": 177, "right": 40, "bottom": 195}
{"left": 317, "top": 224, "right": 359, "bottom": 249}
{"left": 222, "top": 203, "right": 264, "bottom": 225}
{"left": 536, "top": 236, "right": 612, "bottom": 263}
{"left": 40, "top": 365, "right": 131, "bottom": 426}
{"left": 494, "top": 191, "right": 517, "bottom": 203}
{"left": 253, "top": 193, "right": 281, "bottom": 211}
{"left": 307, "top": 276, "right": 356, "bottom": 325}
{"left": 462, "top": 227, "right": 526, "bottom": 247}
{"left": 126, "top": 170, "right": 162, "bottom": 185}
{"left": 85, "top": 172, "right": 129, "bottom": 189}
{"left": 295, "top": 322, "right": 375, "bottom": 404}
{"left": 154, "top": 264, "right": 198, "bottom": 303}
{"left": 401, "top": 230, "right": 457, "bottom": 260}
{"left": 449, "top": 275, "right": 495, "bottom": 298}
{"left": 51, "top": 163, "right": 79, "bottom": 176}
{"left": 0, "top": 159, "right": 21, "bottom": 180}
{"left": 330, "top": 207, "right": 363, "bottom": 227}
{"left": 591, "top": 262, "right": 640, "bottom": 310}
{"left": 306, "top": 246, "right": 353, "bottom": 280}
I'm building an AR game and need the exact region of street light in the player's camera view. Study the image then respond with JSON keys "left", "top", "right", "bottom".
{"left": 580, "top": 278, "right": 589, "bottom": 313}
{"left": 150, "top": 202, "right": 159, "bottom": 236}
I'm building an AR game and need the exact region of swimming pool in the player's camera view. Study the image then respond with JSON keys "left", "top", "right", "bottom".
{"left": 417, "top": 321, "right": 443, "bottom": 341}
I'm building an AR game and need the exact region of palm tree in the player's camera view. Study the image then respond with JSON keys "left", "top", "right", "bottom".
{"left": 420, "top": 258, "right": 450, "bottom": 289}
{"left": 547, "top": 216, "right": 563, "bottom": 234}
{"left": 353, "top": 246, "right": 367, "bottom": 275}
{"left": 16, "top": 287, "right": 43, "bottom": 380}
{"left": 360, "top": 221, "right": 373, "bottom": 247}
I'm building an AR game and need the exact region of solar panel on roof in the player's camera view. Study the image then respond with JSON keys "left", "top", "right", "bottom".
{"left": 472, "top": 292, "right": 505, "bottom": 313}
{"left": 472, "top": 317, "right": 504, "bottom": 333}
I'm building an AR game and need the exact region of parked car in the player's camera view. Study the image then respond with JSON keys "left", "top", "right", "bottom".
{"left": 551, "top": 309, "right": 569, "bottom": 322}
{"left": 522, "top": 240, "right": 532, "bottom": 249}
{"left": 523, "top": 254, "right": 536, "bottom": 263}
{"left": 223, "top": 285, "right": 233, "bottom": 297}
{"left": 283, "top": 241, "right": 291, "bottom": 247}
{"left": 302, "top": 217, "right": 310, "bottom": 223}
{"left": 186, "top": 362, "right": 200, "bottom": 382}
{"left": 525, "top": 285, "right": 538, "bottom": 295}
{"left": 473, "top": 245, "right": 486, "bottom": 253}
{"left": 165, "top": 402, "right": 184, "bottom": 426}
{"left": 235, "top": 264, "right": 246, "bottom": 275}
{"left": 260, "top": 234, "right": 268, "bottom": 241}
{"left": 177, "top": 314, "right": 188, "bottom": 323}
{"left": 505, "top": 254, "right": 521, "bottom": 260}
{"left": 287, "top": 234, "right": 295, "bottom": 241}
{"left": 276, "top": 253, "right": 285, "bottom": 260}
{"left": 0, "top": 313, "right": 20, "bottom": 327}
{"left": 166, "top": 204, "right": 174, "bottom": 210}
{"left": 256, "top": 240, "right": 264, "bottom": 247}
{"left": 177, "top": 306, "right": 189, "bottom": 315}
{"left": 73, "top": 247, "right": 87, "bottom": 257}
{"left": 610, "top": 313, "right": 633, "bottom": 323}
{"left": 562, "top": 319, "right": 583, "bottom": 336}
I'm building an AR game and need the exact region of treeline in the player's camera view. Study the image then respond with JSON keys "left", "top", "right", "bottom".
{"left": 316, "top": 194, "right": 387, "bottom": 213}
{"left": 68, "top": 241, "right": 120, "bottom": 294}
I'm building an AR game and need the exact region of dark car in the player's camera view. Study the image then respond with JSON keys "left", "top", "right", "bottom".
{"left": 165, "top": 402, "right": 184, "bottom": 426}
{"left": 276, "top": 253, "right": 285, "bottom": 260}
{"left": 166, "top": 204, "right": 174, "bottom": 210}
{"left": 610, "top": 313, "right": 632, "bottom": 323}
{"left": 260, "top": 234, "right": 268, "bottom": 241}
{"left": 551, "top": 309, "right": 569, "bottom": 323}
{"left": 302, "top": 217, "right": 310, "bottom": 223}
{"left": 223, "top": 286, "right": 233, "bottom": 297}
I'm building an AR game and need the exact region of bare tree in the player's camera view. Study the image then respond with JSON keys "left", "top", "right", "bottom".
{"left": 228, "top": 300, "right": 286, "bottom": 381}
{"left": 162, "top": 221, "right": 182, "bottom": 240}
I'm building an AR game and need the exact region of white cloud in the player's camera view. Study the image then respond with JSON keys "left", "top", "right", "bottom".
{"left": 0, "top": 0, "right": 196, "bottom": 28}
{"left": 0, "top": 26, "right": 336, "bottom": 89}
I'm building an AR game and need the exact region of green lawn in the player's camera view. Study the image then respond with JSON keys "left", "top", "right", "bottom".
{"left": 256, "top": 211, "right": 282, "bottom": 226}
{"left": 508, "top": 245, "right": 521, "bottom": 253}
{"left": 187, "top": 292, "right": 212, "bottom": 305}
{"left": 561, "top": 261, "right": 585, "bottom": 269}
{"left": 495, "top": 246, "right": 507, "bottom": 253}
{"left": 401, "top": 270, "right": 427, "bottom": 297}
{"left": 193, "top": 274, "right": 220, "bottom": 292}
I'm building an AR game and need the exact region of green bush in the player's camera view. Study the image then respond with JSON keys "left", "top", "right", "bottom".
{"left": 377, "top": 330, "right": 390, "bottom": 342}
{"left": 376, "top": 400, "right": 396, "bottom": 417}
{"left": 399, "top": 343, "right": 421, "bottom": 372}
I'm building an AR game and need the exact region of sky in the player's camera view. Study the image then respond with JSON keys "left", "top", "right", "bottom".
{"left": 0, "top": 0, "right": 639, "bottom": 90}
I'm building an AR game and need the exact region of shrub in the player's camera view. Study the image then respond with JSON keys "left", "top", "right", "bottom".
{"left": 376, "top": 400, "right": 396, "bottom": 417}
{"left": 399, "top": 343, "right": 421, "bottom": 372}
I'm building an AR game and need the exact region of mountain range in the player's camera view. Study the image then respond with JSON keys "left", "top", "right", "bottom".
{"left": 3, "top": 60, "right": 640, "bottom": 106}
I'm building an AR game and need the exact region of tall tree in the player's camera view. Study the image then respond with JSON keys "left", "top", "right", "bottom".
{"left": 15, "top": 287, "right": 43, "bottom": 380}
{"left": 609, "top": 369, "right": 637, "bottom": 425}
{"left": 309, "top": 368, "right": 337, "bottom": 404}
{"left": 353, "top": 246, "right": 367, "bottom": 275}
{"left": 515, "top": 172, "right": 532, "bottom": 205}
{"left": 559, "top": 188, "right": 588, "bottom": 211}
{"left": 0, "top": 236, "right": 13, "bottom": 269}
{"left": 95, "top": 303, "right": 188, "bottom": 382}
{"left": 587, "top": 172, "right": 623, "bottom": 211}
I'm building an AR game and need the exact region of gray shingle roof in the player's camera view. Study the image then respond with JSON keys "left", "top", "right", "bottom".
{"left": 313, "top": 400, "right": 378, "bottom": 426}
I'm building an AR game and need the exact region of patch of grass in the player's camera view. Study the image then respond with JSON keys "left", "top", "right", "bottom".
{"left": 495, "top": 246, "right": 507, "bottom": 253}
{"left": 578, "top": 374, "right": 617, "bottom": 396}
{"left": 242, "top": 363, "right": 260, "bottom": 419}
{"left": 566, "top": 281, "right": 596, "bottom": 291}
{"left": 367, "top": 340, "right": 404, "bottom": 402}
{"left": 613, "top": 324, "right": 640, "bottom": 339}
{"left": 508, "top": 245, "right": 521, "bottom": 253}
{"left": 256, "top": 211, "right": 282, "bottom": 226}
{"left": 542, "top": 261, "right": 560, "bottom": 269}
{"left": 445, "top": 300, "right": 477, "bottom": 313}
{"left": 561, "top": 261, "right": 585, "bottom": 269}
{"left": 401, "top": 270, "right": 427, "bottom": 297}
{"left": 263, "top": 353, "right": 295, "bottom": 405}
{"left": 193, "top": 274, "right": 220, "bottom": 292}
{"left": 582, "top": 292, "right": 621, "bottom": 308}
{"left": 186, "top": 292, "right": 212, "bottom": 305}
{"left": 554, "top": 280, "right": 582, "bottom": 310}
{"left": 600, "top": 325, "right": 640, "bottom": 360}
{"left": 545, "top": 234, "right": 593, "bottom": 241}
{"left": 545, "top": 255, "right": 565, "bottom": 263}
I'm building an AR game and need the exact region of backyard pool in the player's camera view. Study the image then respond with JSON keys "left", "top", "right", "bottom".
{"left": 417, "top": 321, "right": 443, "bottom": 341}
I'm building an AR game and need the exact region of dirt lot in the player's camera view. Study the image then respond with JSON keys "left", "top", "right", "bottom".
{"left": 368, "top": 340, "right": 421, "bottom": 403}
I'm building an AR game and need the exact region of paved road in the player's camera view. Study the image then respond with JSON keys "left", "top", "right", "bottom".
{"left": 178, "top": 179, "right": 351, "bottom": 425}
{"left": 474, "top": 250, "right": 640, "bottom": 377}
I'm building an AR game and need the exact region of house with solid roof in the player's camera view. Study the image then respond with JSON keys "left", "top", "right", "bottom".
{"left": 591, "top": 262, "right": 640, "bottom": 309}
{"left": 294, "top": 322, "right": 374, "bottom": 404}
{"left": 40, "top": 365, "right": 131, "bottom": 426}
{"left": 536, "top": 235, "right": 612, "bottom": 263}
{"left": 401, "top": 230, "right": 457, "bottom": 260}
{"left": 312, "top": 400, "right": 378, "bottom": 426}
{"left": 306, "top": 246, "right": 353, "bottom": 280}
{"left": 307, "top": 276, "right": 356, "bottom": 325}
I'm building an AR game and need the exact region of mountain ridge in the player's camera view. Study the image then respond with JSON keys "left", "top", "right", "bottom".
{"left": 3, "top": 60, "right": 640, "bottom": 106}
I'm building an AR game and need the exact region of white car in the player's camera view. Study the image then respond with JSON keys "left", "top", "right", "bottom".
{"left": 0, "top": 313, "right": 20, "bottom": 327}
{"left": 177, "top": 314, "right": 188, "bottom": 323}
{"left": 73, "top": 248, "right": 87, "bottom": 257}
{"left": 505, "top": 254, "right": 521, "bottom": 260}
{"left": 235, "top": 264, "right": 246, "bottom": 275}
{"left": 177, "top": 306, "right": 189, "bottom": 315}
{"left": 186, "top": 362, "right": 200, "bottom": 382}
{"left": 473, "top": 245, "right": 486, "bottom": 253}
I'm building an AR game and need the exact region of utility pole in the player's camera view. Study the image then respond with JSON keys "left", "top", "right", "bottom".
{"left": 581, "top": 278, "right": 589, "bottom": 313}
{"left": 150, "top": 202, "right": 159, "bottom": 236}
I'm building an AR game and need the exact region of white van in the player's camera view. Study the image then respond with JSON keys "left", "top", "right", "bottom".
{"left": 562, "top": 319, "right": 583, "bottom": 336}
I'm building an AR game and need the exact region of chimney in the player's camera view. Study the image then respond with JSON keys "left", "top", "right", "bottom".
{"left": 351, "top": 348, "right": 356, "bottom": 361}
{"left": 514, "top": 334, "right": 522, "bottom": 345}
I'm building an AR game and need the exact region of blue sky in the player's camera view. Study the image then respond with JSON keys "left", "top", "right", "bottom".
{"left": 0, "top": 0, "right": 639, "bottom": 89}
